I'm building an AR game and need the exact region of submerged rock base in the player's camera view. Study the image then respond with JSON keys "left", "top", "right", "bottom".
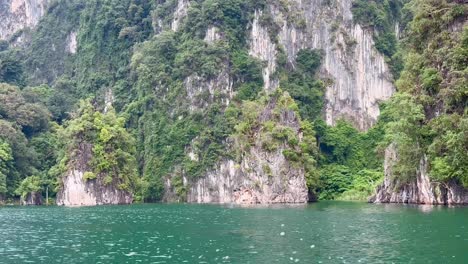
{"left": 56, "top": 143, "right": 133, "bottom": 207}
{"left": 370, "top": 146, "right": 468, "bottom": 205}
{"left": 21, "top": 192, "right": 43, "bottom": 206}
{"left": 165, "top": 93, "right": 310, "bottom": 205}
{"left": 56, "top": 170, "right": 133, "bottom": 207}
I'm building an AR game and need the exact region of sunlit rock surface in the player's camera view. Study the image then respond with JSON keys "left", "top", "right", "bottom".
{"left": 56, "top": 142, "right": 133, "bottom": 207}
{"left": 0, "top": 0, "right": 49, "bottom": 40}
{"left": 248, "top": 0, "right": 395, "bottom": 130}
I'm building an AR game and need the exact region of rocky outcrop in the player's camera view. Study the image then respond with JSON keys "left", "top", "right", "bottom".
{"left": 66, "top": 31, "right": 77, "bottom": 54}
{"left": 186, "top": 157, "right": 308, "bottom": 204}
{"left": 163, "top": 0, "right": 395, "bottom": 204}
{"left": 249, "top": 10, "right": 279, "bottom": 92}
{"left": 166, "top": 92, "right": 310, "bottom": 204}
{"left": 0, "top": 0, "right": 49, "bottom": 40}
{"left": 370, "top": 145, "right": 468, "bottom": 205}
{"left": 184, "top": 66, "right": 233, "bottom": 113}
{"left": 248, "top": 0, "right": 395, "bottom": 130}
{"left": 204, "top": 26, "right": 221, "bottom": 44}
{"left": 20, "top": 191, "right": 42, "bottom": 205}
{"left": 56, "top": 142, "right": 133, "bottom": 206}
{"left": 171, "top": 0, "right": 189, "bottom": 32}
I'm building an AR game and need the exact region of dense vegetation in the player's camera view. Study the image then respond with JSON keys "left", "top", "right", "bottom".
{"left": 0, "top": 83, "right": 54, "bottom": 200}
{"left": 352, "top": 0, "right": 409, "bottom": 77}
{"left": 381, "top": 0, "right": 467, "bottom": 187}
{"left": 51, "top": 100, "right": 139, "bottom": 194}
{"left": 0, "top": 0, "right": 466, "bottom": 203}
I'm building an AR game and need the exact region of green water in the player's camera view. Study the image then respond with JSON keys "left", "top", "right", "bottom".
{"left": 0, "top": 202, "right": 467, "bottom": 263}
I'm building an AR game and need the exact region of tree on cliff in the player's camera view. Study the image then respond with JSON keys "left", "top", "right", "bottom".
{"left": 51, "top": 100, "right": 139, "bottom": 196}
{"left": 0, "top": 139, "right": 12, "bottom": 198}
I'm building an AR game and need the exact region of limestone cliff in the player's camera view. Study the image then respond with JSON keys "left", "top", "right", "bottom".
{"left": 165, "top": 92, "right": 310, "bottom": 204}
{"left": 56, "top": 142, "right": 133, "bottom": 207}
{"left": 163, "top": 0, "right": 396, "bottom": 203}
{"left": 369, "top": 145, "right": 468, "bottom": 205}
{"left": 248, "top": 0, "right": 395, "bottom": 130}
{"left": 0, "top": 0, "right": 49, "bottom": 41}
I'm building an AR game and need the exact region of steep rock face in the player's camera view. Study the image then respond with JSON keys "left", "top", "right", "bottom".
{"left": 66, "top": 31, "right": 77, "bottom": 54}
{"left": 0, "top": 0, "right": 49, "bottom": 40}
{"left": 369, "top": 145, "right": 468, "bottom": 205}
{"left": 249, "top": 10, "right": 279, "bottom": 92}
{"left": 171, "top": 0, "right": 189, "bottom": 32}
{"left": 166, "top": 94, "right": 309, "bottom": 204}
{"left": 20, "top": 191, "right": 42, "bottom": 205}
{"left": 249, "top": 0, "right": 395, "bottom": 130}
{"left": 184, "top": 66, "right": 233, "bottom": 113}
{"left": 204, "top": 26, "right": 221, "bottom": 44}
{"left": 164, "top": 0, "right": 395, "bottom": 203}
{"left": 56, "top": 142, "right": 133, "bottom": 206}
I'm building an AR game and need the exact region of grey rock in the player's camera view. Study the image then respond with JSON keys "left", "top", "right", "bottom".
{"left": 166, "top": 94, "right": 309, "bottom": 204}
{"left": 0, "top": 0, "right": 49, "bottom": 41}
{"left": 370, "top": 145, "right": 468, "bottom": 205}
{"left": 248, "top": 0, "right": 395, "bottom": 130}
{"left": 56, "top": 142, "right": 133, "bottom": 207}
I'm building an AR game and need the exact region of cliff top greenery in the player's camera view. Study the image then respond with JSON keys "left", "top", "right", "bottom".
{"left": 0, "top": 0, "right": 466, "bottom": 203}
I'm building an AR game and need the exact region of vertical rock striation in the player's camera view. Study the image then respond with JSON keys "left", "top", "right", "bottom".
{"left": 369, "top": 145, "right": 468, "bottom": 205}
{"left": 0, "top": 0, "right": 49, "bottom": 40}
{"left": 166, "top": 0, "right": 396, "bottom": 203}
{"left": 171, "top": 0, "right": 189, "bottom": 32}
{"left": 56, "top": 142, "right": 133, "bottom": 207}
{"left": 173, "top": 93, "right": 309, "bottom": 204}
{"left": 249, "top": 10, "right": 279, "bottom": 92}
{"left": 248, "top": 0, "right": 395, "bottom": 130}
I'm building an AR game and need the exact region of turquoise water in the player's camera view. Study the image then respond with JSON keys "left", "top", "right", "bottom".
{"left": 0, "top": 202, "right": 467, "bottom": 263}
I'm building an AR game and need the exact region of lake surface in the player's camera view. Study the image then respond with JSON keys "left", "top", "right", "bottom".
{"left": 0, "top": 202, "right": 467, "bottom": 263}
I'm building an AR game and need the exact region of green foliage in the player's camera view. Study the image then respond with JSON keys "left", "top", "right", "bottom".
{"left": 2, "top": 0, "right": 464, "bottom": 204}
{"left": 232, "top": 51, "right": 264, "bottom": 101}
{"left": 0, "top": 83, "right": 54, "bottom": 198}
{"left": 127, "top": 0, "right": 267, "bottom": 201}
{"left": 384, "top": 0, "right": 468, "bottom": 187}
{"left": 24, "top": 0, "right": 85, "bottom": 85}
{"left": 73, "top": 0, "right": 153, "bottom": 95}
{"left": 232, "top": 90, "right": 320, "bottom": 194}
{"left": 421, "top": 68, "right": 442, "bottom": 94}
{"left": 278, "top": 49, "right": 325, "bottom": 120}
{"left": 380, "top": 93, "right": 426, "bottom": 182}
{"left": 0, "top": 139, "right": 12, "bottom": 195}
{"left": 338, "top": 169, "right": 383, "bottom": 201}
{"left": 314, "top": 118, "right": 386, "bottom": 200}
{"left": 83, "top": 171, "right": 97, "bottom": 181}
{"left": 317, "top": 165, "right": 352, "bottom": 200}
{"left": 427, "top": 114, "right": 468, "bottom": 188}
{"left": 0, "top": 50, "right": 25, "bottom": 87}
{"left": 55, "top": 100, "right": 138, "bottom": 192}
{"left": 15, "top": 176, "right": 42, "bottom": 199}
{"left": 351, "top": 0, "right": 407, "bottom": 77}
